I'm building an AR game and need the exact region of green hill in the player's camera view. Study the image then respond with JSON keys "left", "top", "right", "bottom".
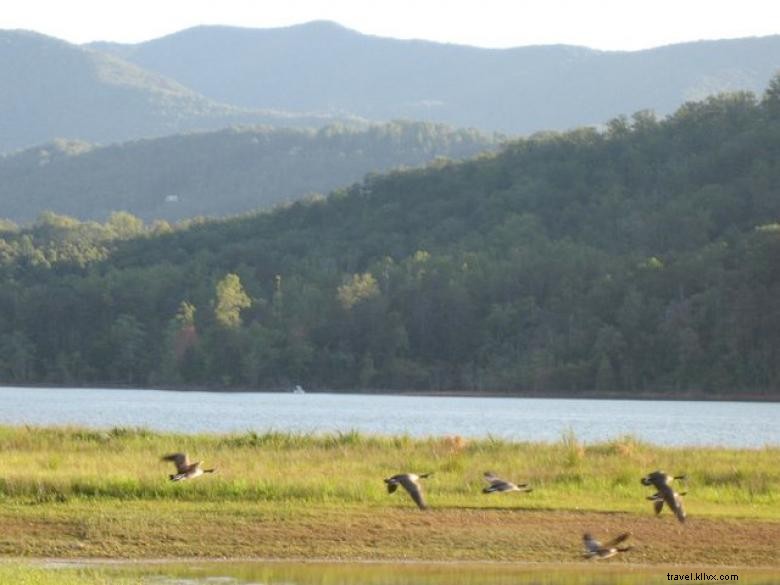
{"left": 0, "top": 122, "right": 500, "bottom": 222}
{"left": 1, "top": 80, "right": 779, "bottom": 396}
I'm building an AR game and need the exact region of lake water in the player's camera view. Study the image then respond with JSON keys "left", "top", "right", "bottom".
{"left": 36, "top": 560, "right": 779, "bottom": 585}
{"left": 0, "top": 386, "right": 777, "bottom": 447}
{"left": 2, "top": 386, "right": 778, "bottom": 447}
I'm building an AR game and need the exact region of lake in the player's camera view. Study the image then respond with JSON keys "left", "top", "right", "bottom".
{"left": 0, "top": 386, "right": 777, "bottom": 447}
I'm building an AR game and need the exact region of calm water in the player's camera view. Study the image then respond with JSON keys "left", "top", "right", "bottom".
{"left": 40, "top": 561, "right": 780, "bottom": 585}
{"left": 0, "top": 386, "right": 778, "bottom": 447}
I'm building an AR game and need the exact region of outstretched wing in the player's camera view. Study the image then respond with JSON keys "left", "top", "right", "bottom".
{"left": 657, "top": 484, "right": 684, "bottom": 522}
{"left": 671, "top": 492, "right": 686, "bottom": 523}
{"left": 604, "top": 533, "right": 630, "bottom": 548}
{"left": 483, "top": 472, "right": 517, "bottom": 492}
{"left": 399, "top": 476, "right": 427, "bottom": 510}
{"left": 485, "top": 481, "right": 510, "bottom": 492}
{"left": 162, "top": 452, "right": 190, "bottom": 473}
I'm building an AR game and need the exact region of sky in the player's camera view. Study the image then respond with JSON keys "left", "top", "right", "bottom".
{"left": 2, "top": 0, "right": 780, "bottom": 51}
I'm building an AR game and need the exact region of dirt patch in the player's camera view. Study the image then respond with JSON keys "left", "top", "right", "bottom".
{"left": 1, "top": 505, "right": 778, "bottom": 567}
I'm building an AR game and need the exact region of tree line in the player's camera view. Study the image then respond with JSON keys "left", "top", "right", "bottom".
{"left": 1, "top": 76, "right": 780, "bottom": 396}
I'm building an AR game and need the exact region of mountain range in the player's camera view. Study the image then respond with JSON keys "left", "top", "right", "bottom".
{"left": 0, "top": 28, "right": 360, "bottom": 153}
{"left": 89, "top": 21, "right": 780, "bottom": 133}
{"left": 2, "top": 22, "right": 780, "bottom": 154}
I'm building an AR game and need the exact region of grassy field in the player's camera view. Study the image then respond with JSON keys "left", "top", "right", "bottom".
{"left": 0, "top": 564, "right": 143, "bottom": 584}
{"left": 2, "top": 561, "right": 779, "bottom": 585}
{"left": 0, "top": 425, "right": 778, "bottom": 567}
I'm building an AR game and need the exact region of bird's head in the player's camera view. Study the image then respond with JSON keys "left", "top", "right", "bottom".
{"left": 641, "top": 470, "right": 665, "bottom": 486}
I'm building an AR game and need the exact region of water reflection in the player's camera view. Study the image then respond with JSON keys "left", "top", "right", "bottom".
{"left": 92, "top": 561, "right": 778, "bottom": 585}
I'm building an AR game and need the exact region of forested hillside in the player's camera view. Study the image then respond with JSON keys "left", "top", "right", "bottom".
{"left": 1, "top": 81, "right": 779, "bottom": 396}
{"left": 92, "top": 21, "right": 780, "bottom": 134}
{"left": 0, "top": 30, "right": 354, "bottom": 153}
{"left": 0, "top": 122, "right": 500, "bottom": 222}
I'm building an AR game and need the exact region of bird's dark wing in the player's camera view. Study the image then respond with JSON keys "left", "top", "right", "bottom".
{"left": 490, "top": 479, "right": 512, "bottom": 491}
{"left": 659, "top": 484, "right": 683, "bottom": 521}
{"left": 604, "top": 533, "right": 631, "bottom": 548}
{"left": 671, "top": 492, "right": 686, "bottom": 523}
{"left": 162, "top": 453, "right": 190, "bottom": 473}
{"left": 583, "top": 534, "right": 601, "bottom": 554}
{"left": 654, "top": 498, "right": 664, "bottom": 515}
{"left": 399, "top": 476, "right": 427, "bottom": 509}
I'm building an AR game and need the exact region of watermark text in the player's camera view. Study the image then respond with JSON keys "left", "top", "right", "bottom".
{"left": 667, "top": 573, "right": 739, "bottom": 582}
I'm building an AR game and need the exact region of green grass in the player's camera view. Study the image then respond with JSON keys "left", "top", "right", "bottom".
{"left": 0, "top": 563, "right": 143, "bottom": 584}
{"left": 0, "top": 425, "right": 778, "bottom": 566}
{"left": 0, "top": 425, "right": 776, "bottom": 519}
{"left": 2, "top": 561, "right": 778, "bottom": 585}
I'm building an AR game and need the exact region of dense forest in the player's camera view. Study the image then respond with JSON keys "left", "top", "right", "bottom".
{"left": 0, "top": 121, "right": 500, "bottom": 222}
{"left": 1, "top": 78, "right": 779, "bottom": 396}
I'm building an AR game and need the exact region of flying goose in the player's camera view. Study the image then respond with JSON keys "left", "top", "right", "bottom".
{"left": 384, "top": 473, "right": 431, "bottom": 510}
{"left": 482, "top": 471, "right": 533, "bottom": 494}
{"left": 582, "top": 532, "right": 632, "bottom": 559}
{"left": 641, "top": 470, "right": 686, "bottom": 523}
{"left": 162, "top": 452, "right": 216, "bottom": 481}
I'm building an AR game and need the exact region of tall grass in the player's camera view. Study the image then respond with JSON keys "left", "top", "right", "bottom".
{"left": 0, "top": 425, "right": 777, "bottom": 518}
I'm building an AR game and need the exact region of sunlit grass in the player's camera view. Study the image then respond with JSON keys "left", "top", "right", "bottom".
{"left": 0, "top": 425, "right": 777, "bottom": 519}
{"left": 0, "top": 564, "right": 142, "bottom": 584}
{"left": 3, "top": 561, "right": 778, "bottom": 585}
{"left": 0, "top": 426, "right": 778, "bottom": 564}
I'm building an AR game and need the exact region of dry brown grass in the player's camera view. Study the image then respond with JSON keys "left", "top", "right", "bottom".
{"left": 1, "top": 501, "right": 778, "bottom": 566}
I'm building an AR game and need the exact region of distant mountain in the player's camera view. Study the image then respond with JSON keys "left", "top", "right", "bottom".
{"left": 90, "top": 21, "right": 780, "bottom": 134}
{"left": 0, "top": 29, "right": 359, "bottom": 153}
{"left": 0, "top": 121, "right": 501, "bottom": 223}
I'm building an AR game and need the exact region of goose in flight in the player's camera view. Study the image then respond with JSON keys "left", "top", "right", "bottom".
{"left": 162, "top": 452, "right": 216, "bottom": 481}
{"left": 641, "top": 470, "right": 687, "bottom": 523}
{"left": 482, "top": 471, "right": 532, "bottom": 494}
{"left": 384, "top": 473, "right": 431, "bottom": 510}
{"left": 583, "top": 532, "right": 632, "bottom": 559}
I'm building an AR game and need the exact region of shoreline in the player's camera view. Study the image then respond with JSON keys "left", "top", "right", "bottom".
{"left": 1, "top": 382, "right": 778, "bottom": 403}
{"left": 22, "top": 557, "right": 780, "bottom": 571}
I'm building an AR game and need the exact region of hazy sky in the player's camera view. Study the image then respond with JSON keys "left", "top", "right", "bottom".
{"left": 3, "top": 0, "right": 780, "bottom": 51}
